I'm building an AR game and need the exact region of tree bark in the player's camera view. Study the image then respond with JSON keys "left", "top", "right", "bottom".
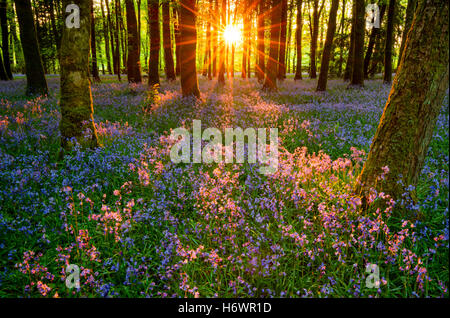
{"left": 383, "top": 0, "right": 396, "bottom": 83}
{"left": 262, "top": 0, "right": 282, "bottom": 90}
{"left": 316, "top": 0, "right": 339, "bottom": 91}
{"left": 343, "top": 0, "right": 355, "bottom": 81}
{"left": 398, "top": 0, "right": 417, "bottom": 66}
{"left": 355, "top": 0, "right": 449, "bottom": 214}
{"left": 294, "top": 0, "right": 303, "bottom": 80}
{"left": 162, "top": 0, "right": 176, "bottom": 80}
{"left": 148, "top": 0, "right": 160, "bottom": 86}
{"left": 218, "top": 0, "right": 226, "bottom": 84}
{"left": 0, "top": 0, "right": 12, "bottom": 79}
{"left": 91, "top": 1, "right": 101, "bottom": 82}
{"left": 59, "top": 0, "right": 99, "bottom": 149}
{"left": 173, "top": 5, "right": 181, "bottom": 76}
{"left": 364, "top": 3, "right": 386, "bottom": 78}
{"left": 14, "top": 0, "right": 48, "bottom": 95}
{"left": 277, "top": 0, "right": 287, "bottom": 79}
{"left": 179, "top": 0, "right": 200, "bottom": 97}
{"left": 256, "top": 0, "right": 266, "bottom": 81}
{"left": 100, "top": 0, "right": 112, "bottom": 74}
{"left": 114, "top": 0, "right": 121, "bottom": 80}
{"left": 349, "top": 0, "right": 365, "bottom": 87}
{"left": 126, "top": 0, "right": 142, "bottom": 82}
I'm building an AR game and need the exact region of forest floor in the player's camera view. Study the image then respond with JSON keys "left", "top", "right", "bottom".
{"left": 0, "top": 75, "right": 448, "bottom": 297}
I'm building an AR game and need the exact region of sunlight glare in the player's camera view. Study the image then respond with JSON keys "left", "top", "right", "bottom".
{"left": 223, "top": 24, "right": 242, "bottom": 45}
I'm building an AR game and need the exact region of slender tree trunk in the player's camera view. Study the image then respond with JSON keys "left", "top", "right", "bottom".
{"left": 101, "top": 0, "right": 112, "bottom": 74}
{"left": 126, "top": 0, "right": 142, "bottom": 82}
{"left": 207, "top": 0, "right": 212, "bottom": 79}
{"left": 212, "top": 0, "right": 217, "bottom": 77}
{"left": 179, "top": 0, "right": 200, "bottom": 97}
{"left": 383, "top": 0, "right": 396, "bottom": 83}
{"left": 349, "top": 0, "right": 364, "bottom": 87}
{"left": 173, "top": 6, "right": 181, "bottom": 76}
{"left": 0, "top": 0, "right": 12, "bottom": 79}
{"left": 115, "top": 0, "right": 121, "bottom": 80}
{"left": 14, "top": 0, "right": 48, "bottom": 95}
{"left": 262, "top": 0, "right": 282, "bottom": 90}
{"left": 277, "top": 0, "right": 287, "bottom": 79}
{"left": 364, "top": 3, "right": 386, "bottom": 78}
{"left": 343, "top": 0, "right": 355, "bottom": 81}
{"left": 162, "top": 0, "right": 175, "bottom": 80}
{"left": 242, "top": 0, "right": 248, "bottom": 78}
{"left": 398, "top": 0, "right": 417, "bottom": 66}
{"left": 294, "top": 0, "right": 303, "bottom": 80}
{"left": 60, "top": 0, "right": 99, "bottom": 149}
{"left": 356, "top": 0, "right": 449, "bottom": 215}
{"left": 106, "top": 0, "right": 117, "bottom": 75}
{"left": 316, "top": 0, "right": 339, "bottom": 91}
{"left": 218, "top": 0, "right": 226, "bottom": 84}
{"left": 91, "top": 1, "right": 101, "bottom": 82}
{"left": 309, "top": 0, "right": 322, "bottom": 78}
{"left": 256, "top": 0, "right": 266, "bottom": 81}
{"left": 148, "top": 0, "right": 160, "bottom": 86}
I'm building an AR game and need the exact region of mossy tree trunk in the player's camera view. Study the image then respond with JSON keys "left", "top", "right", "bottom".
{"left": 179, "top": 0, "right": 200, "bottom": 97}
{"left": 148, "top": 0, "right": 160, "bottom": 87}
{"left": 125, "top": 0, "right": 142, "bottom": 83}
{"left": 316, "top": 0, "right": 339, "bottom": 91}
{"left": 383, "top": 0, "right": 396, "bottom": 83}
{"left": 262, "top": 0, "right": 282, "bottom": 91}
{"left": 355, "top": 0, "right": 449, "bottom": 214}
{"left": 59, "top": 0, "right": 99, "bottom": 149}
{"left": 162, "top": 0, "right": 176, "bottom": 81}
{"left": 14, "top": 0, "right": 48, "bottom": 95}
{"left": 398, "top": 0, "right": 417, "bottom": 66}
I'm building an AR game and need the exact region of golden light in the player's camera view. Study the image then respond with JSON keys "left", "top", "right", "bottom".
{"left": 223, "top": 24, "right": 242, "bottom": 45}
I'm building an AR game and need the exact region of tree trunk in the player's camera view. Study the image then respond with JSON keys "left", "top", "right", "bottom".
{"left": 91, "top": 1, "right": 101, "bottom": 82}
{"left": 126, "top": 0, "right": 142, "bottom": 82}
{"left": 398, "top": 0, "right": 417, "bottom": 66}
{"left": 148, "top": 0, "right": 160, "bottom": 86}
{"left": 1, "top": 0, "right": 12, "bottom": 79}
{"left": 256, "top": 0, "right": 266, "bottom": 81}
{"left": 383, "top": 0, "right": 396, "bottom": 83}
{"left": 277, "top": 0, "right": 287, "bottom": 79}
{"left": 114, "top": 0, "right": 121, "bottom": 80}
{"left": 173, "top": 6, "right": 181, "bottom": 76}
{"left": 0, "top": 50, "right": 7, "bottom": 80}
{"left": 14, "top": 0, "right": 48, "bottom": 95}
{"left": 364, "top": 3, "right": 386, "bottom": 78}
{"left": 100, "top": 0, "right": 112, "bottom": 74}
{"left": 343, "top": 0, "right": 355, "bottom": 81}
{"left": 355, "top": 0, "right": 449, "bottom": 215}
{"left": 179, "top": 0, "right": 200, "bottom": 97}
{"left": 59, "top": 0, "right": 99, "bottom": 149}
{"left": 349, "top": 0, "right": 364, "bottom": 87}
{"left": 262, "top": 0, "right": 282, "bottom": 90}
{"left": 316, "top": 0, "right": 339, "bottom": 91}
{"left": 242, "top": 0, "right": 248, "bottom": 78}
{"left": 294, "top": 0, "right": 303, "bottom": 80}
{"left": 218, "top": 0, "right": 226, "bottom": 84}
{"left": 162, "top": 0, "right": 175, "bottom": 80}
{"left": 309, "top": 0, "right": 320, "bottom": 78}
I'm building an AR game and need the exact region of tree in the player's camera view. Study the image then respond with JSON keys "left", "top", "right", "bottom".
{"left": 262, "top": 0, "right": 282, "bottom": 90}
{"left": 59, "top": 0, "right": 99, "bottom": 149}
{"left": 398, "top": 0, "right": 417, "bottom": 64}
{"left": 148, "top": 0, "right": 160, "bottom": 86}
{"left": 294, "top": 0, "right": 303, "bottom": 80}
{"left": 0, "top": 50, "right": 7, "bottom": 80}
{"left": 256, "top": 0, "right": 266, "bottom": 82}
{"left": 126, "top": 0, "right": 142, "bottom": 82}
{"left": 277, "top": 0, "right": 287, "bottom": 79}
{"left": 355, "top": 0, "right": 449, "bottom": 214}
{"left": 100, "top": 0, "right": 112, "bottom": 74}
{"left": 217, "top": 0, "right": 226, "bottom": 84}
{"left": 179, "top": 0, "right": 200, "bottom": 97}
{"left": 364, "top": 2, "right": 386, "bottom": 78}
{"left": 0, "top": 0, "right": 12, "bottom": 80}
{"left": 173, "top": 5, "right": 181, "bottom": 76}
{"left": 162, "top": 0, "right": 176, "bottom": 80}
{"left": 316, "top": 0, "right": 339, "bottom": 91}
{"left": 14, "top": 0, "right": 48, "bottom": 95}
{"left": 383, "top": 0, "right": 396, "bottom": 83}
{"left": 343, "top": 0, "right": 355, "bottom": 81}
{"left": 91, "top": 1, "right": 101, "bottom": 82}
{"left": 114, "top": 0, "right": 121, "bottom": 81}
{"left": 349, "top": 0, "right": 365, "bottom": 87}
{"left": 308, "top": 0, "right": 324, "bottom": 79}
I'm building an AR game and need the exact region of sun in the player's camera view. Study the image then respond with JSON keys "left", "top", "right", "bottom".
{"left": 223, "top": 24, "right": 242, "bottom": 45}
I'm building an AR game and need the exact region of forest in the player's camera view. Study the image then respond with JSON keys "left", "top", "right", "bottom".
{"left": 0, "top": 0, "right": 448, "bottom": 299}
